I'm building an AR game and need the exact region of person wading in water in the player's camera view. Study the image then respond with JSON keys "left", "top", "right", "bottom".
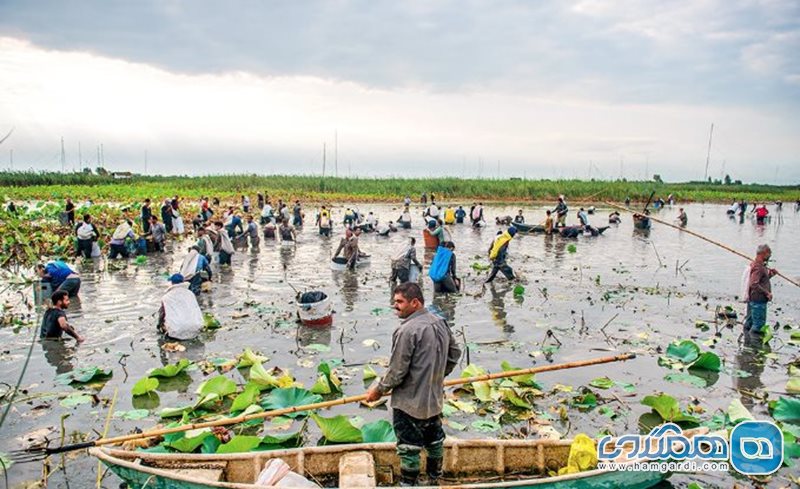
{"left": 365, "top": 283, "right": 461, "bottom": 486}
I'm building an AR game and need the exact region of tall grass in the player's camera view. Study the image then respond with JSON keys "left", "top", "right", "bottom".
{"left": 0, "top": 171, "right": 797, "bottom": 203}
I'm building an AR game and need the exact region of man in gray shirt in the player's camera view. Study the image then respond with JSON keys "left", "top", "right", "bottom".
{"left": 366, "top": 283, "right": 461, "bottom": 486}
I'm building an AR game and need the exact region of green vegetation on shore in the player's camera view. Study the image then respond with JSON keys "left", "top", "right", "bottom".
{"left": 0, "top": 172, "right": 797, "bottom": 203}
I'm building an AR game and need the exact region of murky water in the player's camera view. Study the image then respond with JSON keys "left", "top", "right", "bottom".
{"left": 1, "top": 203, "right": 798, "bottom": 488}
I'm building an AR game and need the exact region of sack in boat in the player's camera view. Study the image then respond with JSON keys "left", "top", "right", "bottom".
{"left": 256, "top": 458, "right": 319, "bottom": 488}
{"left": 557, "top": 433, "right": 597, "bottom": 475}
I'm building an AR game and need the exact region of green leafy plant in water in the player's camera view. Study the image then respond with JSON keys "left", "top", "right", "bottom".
{"left": 310, "top": 362, "right": 342, "bottom": 395}
{"left": 659, "top": 339, "right": 721, "bottom": 372}
{"left": 567, "top": 244, "right": 577, "bottom": 253}
{"left": 132, "top": 376, "right": 159, "bottom": 396}
{"left": 229, "top": 384, "right": 262, "bottom": 413}
{"left": 54, "top": 366, "right": 112, "bottom": 385}
{"left": 197, "top": 375, "right": 237, "bottom": 398}
{"left": 148, "top": 358, "right": 193, "bottom": 378}
{"left": 236, "top": 348, "right": 269, "bottom": 368}
{"left": 360, "top": 420, "right": 397, "bottom": 443}
{"left": 641, "top": 394, "right": 699, "bottom": 424}
{"left": 261, "top": 387, "right": 323, "bottom": 418}
{"left": 310, "top": 413, "right": 363, "bottom": 443}
{"left": 216, "top": 435, "right": 262, "bottom": 454}
{"left": 203, "top": 313, "right": 221, "bottom": 329}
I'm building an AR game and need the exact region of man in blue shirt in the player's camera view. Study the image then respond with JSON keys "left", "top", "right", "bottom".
{"left": 37, "top": 261, "right": 81, "bottom": 297}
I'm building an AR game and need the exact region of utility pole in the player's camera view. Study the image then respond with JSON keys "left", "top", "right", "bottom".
{"left": 97, "top": 146, "right": 100, "bottom": 167}
{"left": 334, "top": 130, "right": 338, "bottom": 178}
{"left": 703, "top": 123, "right": 714, "bottom": 182}
{"left": 101, "top": 143, "right": 104, "bottom": 166}
{"left": 78, "top": 142, "right": 82, "bottom": 171}
{"left": 322, "top": 142, "right": 326, "bottom": 177}
{"left": 60, "top": 137, "right": 66, "bottom": 172}
{"left": 9, "top": 149, "right": 12, "bottom": 170}
{"left": 144, "top": 150, "right": 148, "bottom": 174}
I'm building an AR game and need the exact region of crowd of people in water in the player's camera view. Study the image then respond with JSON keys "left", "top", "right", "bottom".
{"left": 30, "top": 192, "right": 786, "bottom": 345}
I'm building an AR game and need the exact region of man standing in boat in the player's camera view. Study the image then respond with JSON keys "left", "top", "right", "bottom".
{"left": 365, "top": 283, "right": 461, "bottom": 486}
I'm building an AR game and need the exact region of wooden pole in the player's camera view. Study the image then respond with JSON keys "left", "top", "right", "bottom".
{"left": 74, "top": 353, "right": 636, "bottom": 449}
{"left": 605, "top": 201, "right": 799, "bottom": 288}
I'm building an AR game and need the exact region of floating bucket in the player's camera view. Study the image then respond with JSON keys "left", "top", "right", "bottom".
{"left": 297, "top": 291, "right": 332, "bottom": 328}
{"left": 330, "top": 256, "right": 370, "bottom": 271}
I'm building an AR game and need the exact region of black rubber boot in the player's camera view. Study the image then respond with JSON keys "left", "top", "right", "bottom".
{"left": 400, "top": 469, "right": 420, "bottom": 487}
{"left": 426, "top": 457, "right": 443, "bottom": 485}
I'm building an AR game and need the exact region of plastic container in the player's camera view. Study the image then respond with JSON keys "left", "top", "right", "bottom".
{"left": 297, "top": 291, "right": 333, "bottom": 328}
{"left": 33, "top": 281, "right": 53, "bottom": 306}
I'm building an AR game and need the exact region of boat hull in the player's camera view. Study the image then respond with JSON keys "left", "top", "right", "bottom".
{"left": 92, "top": 437, "right": 670, "bottom": 489}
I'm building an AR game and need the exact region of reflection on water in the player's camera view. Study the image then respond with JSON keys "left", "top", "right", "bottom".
{"left": 733, "top": 332, "right": 770, "bottom": 411}
{"left": 41, "top": 339, "right": 76, "bottom": 375}
{"left": 1, "top": 203, "right": 798, "bottom": 488}
{"left": 488, "top": 283, "right": 514, "bottom": 334}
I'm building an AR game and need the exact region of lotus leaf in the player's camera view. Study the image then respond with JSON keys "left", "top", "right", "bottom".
{"left": 230, "top": 384, "right": 262, "bottom": 413}
{"left": 216, "top": 435, "right": 262, "bottom": 454}
{"left": 196, "top": 375, "right": 237, "bottom": 398}
{"left": 54, "top": 366, "right": 112, "bottom": 385}
{"left": 148, "top": 359, "right": 193, "bottom": 378}
{"left": 310, "top": 413, "right": 363, "bottom": 443}
{"left": 132, "top": 377, "right": 159, "bottom": 396}
{"left": 237, "top": 348, "right": 269, "bottom": 368}
{"left": 261, "top": 387, "right": 323, "bottom": 418}
{"left": 360, "top": 420, "right": 397, "bottom": 443}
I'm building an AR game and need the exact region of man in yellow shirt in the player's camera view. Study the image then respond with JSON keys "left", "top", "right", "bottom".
{"left": 443, "top": 205, "right": 456, "bottom": 225}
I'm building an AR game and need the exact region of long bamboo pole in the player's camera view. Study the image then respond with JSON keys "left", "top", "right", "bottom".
{"left": 43, "top": 353, "right": 635, "bottom": 453}
{"left": 604, "top": 201, "right": 799, "bottom": 288}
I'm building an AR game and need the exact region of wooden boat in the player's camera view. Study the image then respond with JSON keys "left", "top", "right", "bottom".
{"left": 632, "top": 214, "right": 651, "bottom": 230}
{"left": 91, "top": 437, "right": 670, "bottom": 489}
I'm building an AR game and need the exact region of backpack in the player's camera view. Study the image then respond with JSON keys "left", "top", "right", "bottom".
{"left": 428, "top": 246, "right": 453, "bottom": 283}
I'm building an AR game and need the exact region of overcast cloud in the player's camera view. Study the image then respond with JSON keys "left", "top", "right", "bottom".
{"left": 0, "top": 0, "right": 798, "bottom": 182}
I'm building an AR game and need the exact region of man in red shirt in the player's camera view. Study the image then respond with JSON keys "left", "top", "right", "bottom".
{"left": 755, "top": 205, "right": 769, "bottom": 225}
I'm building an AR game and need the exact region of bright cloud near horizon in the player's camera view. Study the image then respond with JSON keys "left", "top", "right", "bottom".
{"left": 1, "top": 1, "right": 799, "bottom": 183}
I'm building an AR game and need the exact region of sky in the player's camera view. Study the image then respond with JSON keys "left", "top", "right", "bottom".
{"left": 0, "top": 0, "right": 799, "bottom": 183}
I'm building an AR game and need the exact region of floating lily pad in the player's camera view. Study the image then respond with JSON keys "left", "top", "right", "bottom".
{"left": 471, "top": 420, "right": 501, "bottom": 433}
{"left": 664, "top": 373, "right": 706, "bottom": 388}
{"left": 59, "top": 393, "right": 93, "bottom": 408}
{"left": 54, "top": 366, "right": 112, "bottom": 385}
{"left": 114, "top": 409, "right": 150, "bottom": 421}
